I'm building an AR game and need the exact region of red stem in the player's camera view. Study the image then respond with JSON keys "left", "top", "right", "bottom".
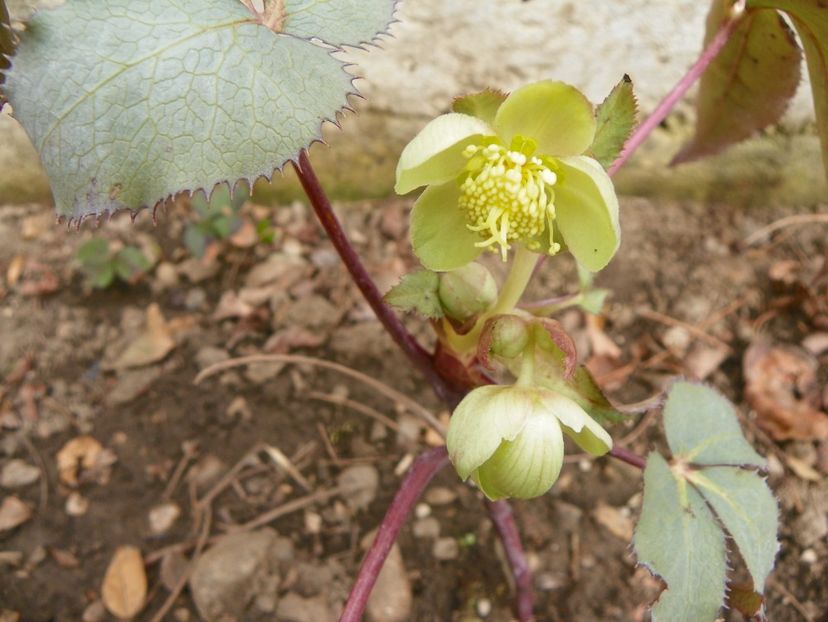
{"left": 609, "top": 446, "right": 646, "bottom": 470}
{"left": 340, "top": 446, "right": 450, "bottom": 622}
{"left": 486, "top": 500, "right": 535, "bottom": 621}
{"left": 293, "top": 151, "right": 461, "bottom": 407}
{"left": 607, "top": 4, "right": 745, "bottom": 176}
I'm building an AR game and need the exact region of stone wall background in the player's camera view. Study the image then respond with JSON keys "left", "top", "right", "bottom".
{"left": 1, "top": 0, "right": 824, "bottom": 206}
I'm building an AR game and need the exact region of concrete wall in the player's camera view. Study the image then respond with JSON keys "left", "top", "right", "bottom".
{"left": 1, "top": 0, "right": 823, "bottom": 207}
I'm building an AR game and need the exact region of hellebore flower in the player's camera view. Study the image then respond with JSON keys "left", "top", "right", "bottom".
{"left": 446, "top": 384, "right": 612, "bottom": 500}
{"left": 395, "top": 81, "right": 620, "bottom": 272}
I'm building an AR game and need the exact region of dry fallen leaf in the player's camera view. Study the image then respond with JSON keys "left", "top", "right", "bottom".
{"left": 592, "top": 502, "right": 634, "bottom": 542}
{"left": 101, "top": 546, "right": 147, "bottom": 620}
{"left": 0, "top": 496, "right": 32, "bottom": 532}
{"left": 744, "top": 340, "right": 828, "bottom": 440}
{"left": 56, "top": 435, "right": 117, "bottom": 486}
{"left": 112, "top": 304, "right": 175, "bottom": 370}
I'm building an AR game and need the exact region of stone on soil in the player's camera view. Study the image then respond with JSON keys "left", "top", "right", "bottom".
{"left": 189, "top": 529, "right": 279, "bottom": 622}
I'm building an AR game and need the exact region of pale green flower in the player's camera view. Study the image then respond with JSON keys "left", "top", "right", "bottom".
{"left": 396, "top": 81, "right": 620, "bottom": 272}
{"left": 446, "top": 383, "right": 612, "bottom": 500}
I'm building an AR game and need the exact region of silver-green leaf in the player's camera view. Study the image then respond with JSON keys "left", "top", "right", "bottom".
{"left": 688, "top": 467, "right": 779, "bottom": 592}
{"left": 2, "top": 0, "right": 397, "bottom": 220}
{"left": 663, "top": 381, "right": 766, "bottom": 467}
{"left": 634, "top": 453, "right": 727, "bottom": 622}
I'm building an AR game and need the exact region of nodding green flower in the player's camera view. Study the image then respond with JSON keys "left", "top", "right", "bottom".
{"left": 396, "top": 81, "right": 620, "bottom": 272}
{"left": 446, "top": 384, "right": 612, "bottom": 500}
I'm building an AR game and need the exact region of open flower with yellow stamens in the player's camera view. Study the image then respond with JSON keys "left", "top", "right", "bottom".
{"left": 396, "top": 81, "right": 620, "bottom": 272}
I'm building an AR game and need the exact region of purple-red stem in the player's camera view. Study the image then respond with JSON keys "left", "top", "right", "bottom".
{"left": 486, "top": 500, "right": 535, "bottom": 621}
{"left": 294, "top": 151, "right": 461, "bottom": 408}
{"left": 607, "top": 5, "right": 746, "bottom": 176}
{"left": 340, "top": 446, "right": 450, "bottom": 622}
{"left": 609, "top": 446, "right": 646, "bottom": 470}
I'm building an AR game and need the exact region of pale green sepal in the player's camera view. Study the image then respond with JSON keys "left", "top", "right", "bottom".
{"left": 664, "top": 381, "right": 766, "bottom": 467}
{"left": 554, "top": 156, "right": 621, "bottom": 272}
{"left": 446, "top": 385, "right": 529, "bottom": 480}
{"left": 547, "top": 393, "right": 612, "bottom": 456}
{"left": 282, "top": 0, "right": 397, "bottom": 48}
{"left": 688, "top": 467, "right": 779, "bottom": 592}
{"left": 634, "top": 453, "right": 727, "bottom": 622}
{"left": 475, "top": 412, "right": 564, "bottom": 500}
{"left": 493, "top": 81, "right": 596, "bottom": 157}
{"left": 395, "top": 113, "right": 495, "bottom": 194}
{"left": 410, "top": 181, "right": 484, "bottom": 271}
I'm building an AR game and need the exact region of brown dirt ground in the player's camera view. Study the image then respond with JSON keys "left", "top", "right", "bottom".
{"left": 0, "top": 188, "right": 826, "bottom": 622}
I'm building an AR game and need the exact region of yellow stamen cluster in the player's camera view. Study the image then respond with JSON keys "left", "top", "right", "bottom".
{"left": 458, "top": 142, "right": 561, "bottom": 261}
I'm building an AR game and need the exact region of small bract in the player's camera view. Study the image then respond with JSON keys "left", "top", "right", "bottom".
{"left": 396, "top": 81, "right": 620, "bottom": 272}
{"left": 446, "top": 384, "right": 612, "bottom": 500}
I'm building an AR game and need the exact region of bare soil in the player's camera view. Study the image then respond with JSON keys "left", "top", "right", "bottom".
{"left": 0, "top": 191, "right": 826, "bottom": 622}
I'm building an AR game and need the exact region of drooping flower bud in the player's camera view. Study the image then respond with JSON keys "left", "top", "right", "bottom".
{"left": 438, "top": 262, "right": 497, "bottom": 322}
{"left": 446, "top": 384, "right": 612, "bottom": 500}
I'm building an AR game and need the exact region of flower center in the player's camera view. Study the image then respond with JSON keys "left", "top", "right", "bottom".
{"left": 458, "top": 138, "right": 561, "bottom": 261}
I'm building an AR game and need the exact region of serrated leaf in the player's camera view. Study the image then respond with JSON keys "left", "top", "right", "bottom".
{"left": 663, "top": 381, "right": 766, "bottom": 467}
{"left": 2, "top": 0, "right": 396, "bottom": 220}
{"left": 281, "top": 0, "right": 398, "bottom": 48}
{"left": 589, "top": 75, "right": 637, "bottom": 169}
{"left": 688, "top": 467, "right": 779, "bottom": 592}
{"left": 634, "top": 452, "right": 727, "bottom": 622}
{"left": 385, "top": 270, "right": 443, "bottom": 318}
{"left": 452, "top": 89, "right": 507, "bottom": 126}
{"left": 673, "top": 2, "right": 801, "bottom": 165}
{"left": 746, "top": 0, "right": 828, "bottom": 182}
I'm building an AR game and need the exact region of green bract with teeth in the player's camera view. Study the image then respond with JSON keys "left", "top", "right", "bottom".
{"left": 396, "top": 81, "right": 621, "bottom": 272}
{"left": 446, "top": 384, "right": 612, "bottom": 500}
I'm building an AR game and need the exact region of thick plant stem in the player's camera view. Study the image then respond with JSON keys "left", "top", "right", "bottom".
{"left": 293, "top": 150, "right": 536, "bottom": 620}
{"left": 293, "top": 151, "right": 460, "bottom": 407}
{"left": 607, "top": 3, "right": 746, "bottom": 176}
{"left": 339, "top": 447, "right": 450, "bottom": 622}
{"left": 486, "top": 499, "right": 535, "bottom": 622}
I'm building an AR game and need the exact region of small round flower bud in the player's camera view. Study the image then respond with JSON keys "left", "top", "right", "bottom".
{"left": 438, "top": 262, "right": 497, "bottom": 322}
{"left": 488, "top": 315, "right": 530, "bottom": 359}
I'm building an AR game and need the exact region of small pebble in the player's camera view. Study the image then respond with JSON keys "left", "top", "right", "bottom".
{"left": 432, "top": 537, "right": 459, "bottom": 561}
{"left": 148, "top": 502, "right": 181, "bottom": 535}
{"left": 65, "top": 492, "right": 89, "bottom": 517}
{"left": 425, "top": 487, "right": 457, "bottom": 506}
{"left": 0, "top": 460, "right": 40, "bottom": 489}
{"left": 414, "top": 503, "right": 431, "bottom": 519}
{"left": 412, "top": 517, "right": 440, "bottom": 539}
{"left": 476, "top": 598, "right": 492, "bottom": 617}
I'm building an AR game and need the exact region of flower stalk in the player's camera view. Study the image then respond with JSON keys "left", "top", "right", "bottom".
{"left": 339, "top": 447, "right": 450, "bottom": 622}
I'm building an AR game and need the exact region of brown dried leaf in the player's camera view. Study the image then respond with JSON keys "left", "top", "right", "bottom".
{"left": 744, "top": 340, "right": 828, "bottom": 440}
{"left": 56, "top": 435, "right": 116, "bottom": 486}
{"left": 101, "top": 546, "right": 147, "bottom": 620}
{"left": 0, "top": 496, "right": 32, "bottom": 532}
{"left": 113, "top": 304, "right": 175, "bottom": 370}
